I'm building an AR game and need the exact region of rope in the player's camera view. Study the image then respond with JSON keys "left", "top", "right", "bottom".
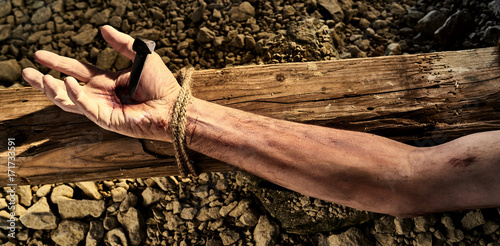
{"left": 170, "top": 67, "right": 197, "bottom": 177}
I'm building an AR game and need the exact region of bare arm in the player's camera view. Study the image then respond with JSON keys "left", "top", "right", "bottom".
{"left": 23, "top": 25, "right": 500, "bottom": 218}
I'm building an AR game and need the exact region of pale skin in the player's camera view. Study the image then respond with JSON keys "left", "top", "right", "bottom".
{"left": 23, "top": 25, "right": 500, "bottom": 218}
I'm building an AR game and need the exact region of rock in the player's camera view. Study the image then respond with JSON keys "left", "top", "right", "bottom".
{"left": 0, "top": 25, "right": 11, "bottom": 42}
{"left": 90, "top": 9, "right": 111, "bottom": 25}
{"left": 415, "top": 10, "right": 447, "bottom": 35}
{"left": 327, "top": 227, "right": 372, "bottom": 246}
{"left": 447, "top": 228, "right": 464, "bottom": 243}
{"left": 17, "top": 185, "right": 31, "bottom": 207}
{"left": 373, "top": 216, "right": 395, "bottom": 234}
{"left": 151, "top": 177, "right": 174, "bottom": 191}
{"left": 0, "top": 0, "right": 12, "bottom": 18}
{"left": 71, "top": 28, "right": 99, "bottom": 46}
{"left": 283, "top": 5, "right": 296, "bottom": 17}
{"left": 394, "top": 217, "right": 411, "bottom": 235}
{"left": 51, "top": 184, "right": 73, "bottom": 204}
{"left": 111, "top": 187, "right": 128, "bottom": 203}
{"left": 372, "top": 20, "right": 388, "bottom": 29}
{"left": 213, "top": 36, "right": 224, "bottom": 46}
{"left": 75, "top": 182, "right": 102, "bottom": 200}
{"left": 229, "top": 199, "right": 251, "bottom": 218}
{"left": 51, "top": 220, "right": 89, "bottom": 246}
{"left": 414, "top": 215, "right": 436, "bottom": 233}
{"left": 31, "top": 6, "right": 52, "bottom": 24}
{"left": 197, "top": 27, "right": 216, "bottom": 43}
{"left": 384, "top": 43, "right": 401, "bottom": 56}
{"left": 36, "top": 184, "right": 52, "bottom": 197}
{"left": 196, "top": 207, "right": 212, "bottom": 221}
{"left": 441, "top": 215, "right": 455, "bottom": 229}
{"left": 0, "top": 59, "right": 21, "bottom": 84}
{"left": 103, "top": 216, "right": 119, "bottom": 230}
{"left": 434, "top": 10, "right": 473, "bottom": 48}
{"left": 415, "top": 233, "right": 432, "bottom": 246}
{"left": 483, "top": 26, "right": 500, "bottom": 45}
{"left": 229, "top": 1, "right": 255, "bottom": 22}
{"left": 105, "top": 228, "right": 128, "bottom": 246}
{"left": 172, "top": 200, "right": 182, "bottom": 214}
{"left": 19, "top": 197, "right": 57, "bottom": 230}
{"left": 109, "top": 16, "right": 122, "bottom": 28}
{"left": 114, "top": 54, "right": 132, "bottom": 70}
{"left": 86, "top": 220, "right": 105, "bottom": 246}
{"left": 390, "top": 2, "right": 406, "bottom": 18}
{"left": 180, "top": 207, "right": 197, "bottom": 220}
{"left": 58, "top": 199, "right": 106, "bottom": 219}
{"left": 119, "top": 192, "right": 138, "bottom": 212}
{"left": 229, "top": 34, "right": 245, "bottom": 48}
{"left": 358, "top": 18, "right": 370, "bottom": 29}
{"left": 254, "top": 215, "right": 279, "bottom": 246}
{"left": 130, "top": 28, "right": 161, "bottom": 40}
{"left": 219, "top": 230, "right": 240, "bottom": 245}
{"left": 96, "top": 47, "right": 118, "bottom": 70}
{"left": 142, "top": 187, "right": 166, "bottom": 207}
{"left": 483, "top": 221, "right": 499, "bottom": 234}
{"left": 318, "top": 0, "right": 344, "bottom": 22}
{"left": 191, "top": 0, "right": 206, "bottom": 23}
{"left": 51, "top": 0, "right": 64, "bottom": 13}
{"left": 118, "top": 207, "right": 145, "bottom": 246}
{"left": 461, "top": 210, "right": 485, "bottom": 230}
{"left": 239, "top": 209, "right": 259, "bottom": 226}
{"left": 0, "top": 198, "right": 6, "bottom": 209}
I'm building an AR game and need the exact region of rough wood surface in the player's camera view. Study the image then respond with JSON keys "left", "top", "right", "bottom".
{"left": 1, "top": 47, "right": 499, "bottom": 186}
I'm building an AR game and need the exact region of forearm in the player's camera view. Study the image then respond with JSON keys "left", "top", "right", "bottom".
{"left": 179, "top": 98, "right": 419, "bottom": 215}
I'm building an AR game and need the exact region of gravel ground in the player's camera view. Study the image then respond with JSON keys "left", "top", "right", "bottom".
{"left": 1, "top": 0, "right": 500, "bottom": 245}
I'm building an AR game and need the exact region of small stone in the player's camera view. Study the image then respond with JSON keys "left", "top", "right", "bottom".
{"left": 415, "top": 10, "right": 447, "bottom": 35}
{"left": 394, "top": 217, "right": 411, "bottom": 235}
{"left": 90, "top": 9, "right": 111, "bottom": 26}
{"left": 220, "top": 201, "right": 238, "bottom": 217}
{"left": 0, "top": 25, "right": 11, "bottom": 42}
{"left": 75, "top": 182, "right": 102, "bottom": 200}
{"left": 0, "top": 198, "right": 6, "bottom": 209}
{"left": 374, "top": 216, "right": 395, "bottom": 234}
{"left": 372, "top": 20, "right": 388, "bottom": 29}
{"left": 58, "top": 199, "right": 105, "bottom": 219}
{"left": 239, "top": 209, "right": 259, "bottom": 226}
{"left": 414, "top": 215, "right": 436, "bottom": 233}
{"left": 142, "top": 187, "right": 166, "bottom": 207}
{"left": 318, "top": 0, "right": 344, "bottom": 22}
{"left": 191, "top": 0, "right": 207, "bottom": 23}
{"left": 197, "top": 27, "right": 216, "bottom": 43}
{"left": 109, "top": 16, "right": 122, "bottom": 28}
{"left": 19, "top": 197, "right": 57, "bottom": 230}
{"left": 245, "top": 35, "right": 256, "bottom": 49}
{"left": 327, "top": 227, "right": 371, "bottom": 245}
{"left": 0, "top": 59, "right": 21, "bottom": 84}
{"left": 483, "top": 221, "right": 499, "bottom": 234}
{"left": 283, "top": 5, "right": 296, "bottom": 17}
{"left": 111, "top": 187, "right": 128, "bottom": 203}
{"left": 51, "top": 220, "right": 89, "bottom": 246}
{"left": 229, "top": 199, "right": 251, "bottom": 218}
{"left": 86, "top": 220, "right": 105, "bottom": 246}
{"left": 415, "top": 233, "right": 432, "bottom": 246}
{"left": 390, "top": 2, "right": 406, "bottom": 17}
{"left": 384, "top": 43, "right": 401, "bottom": 56}
{"left": 461, "top": 210, "right": 485, "bottom": 230}
{"left": 172, "top": 200, "right": 182, "bottom": 214}
{"left": 441, "top": 215, "right": 455, "bottom": 230}
{"left": 31, "top": 6, "right": 52, "bottom": 24}
{"left": 114, "top": 54, "right": 132, "bottom": 70}
{"left": 71, "top": 28, "right": 99, "bottom": 46}
{"left": 103, "top": 216, "right": 119, "bottom": 230}
{"left": 447, "top": 228, "right": 464, "bottom": 243}
{"left": 96, "top": 47, "right": 118, "bottom": 71}
{"left": 51, "top": 184, "right": 73, "bottom": 204}
{"left": 358, "top": 18, "right": 370, "bottom": 29}
{"left": 119, "top": 192, "right": 138, "bottom": 212}
{"left": 180, "top": 207, "right": 198, "bottom": 220}
{"left": 229, "top": 1, "right": 255, "bottom": 22}
{"left": 152, "top": 177, "right": 173, "bottom": 191}
{"left": 17, "top": 185, "right": 31, "bottom": 207}
{"left": 36, "top": 184, "right": 52, "bottom": 197}
{"left": 213, "top": 36, "right": 224, "bottom": 46}
{"left": 104, "top": 228, "right": 128, "bottom": 246}
{"left": 117, "top": 207, "right": 145, "bottom": 246}
{"left": 0, "top": 0, "right": 12, "bottom": 18}
{"left": 253, "top": 215, "right": 279, "bottom": 246}
{"left": 219, "top": 230, "right": 240, "bottom": 245}
{"left": 483, "top": 26, "right": 500, "bottom": 45}
{"left": 196, "top": 207, "right": 212, "bottom": 221}
{"left": 130, "top": 28, "right": 161, "bottom": 40}
{"left": 434, "top": 10, "right": 472, "bottom": 48}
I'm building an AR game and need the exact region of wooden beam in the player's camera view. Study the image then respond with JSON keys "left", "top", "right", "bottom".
{"left": 1, "top": 47, "right": 500, "bottom": 186}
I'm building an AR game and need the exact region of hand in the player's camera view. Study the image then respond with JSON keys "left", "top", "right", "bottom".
{"left": 22, "top": 25, "right": 181, "bottom": 141}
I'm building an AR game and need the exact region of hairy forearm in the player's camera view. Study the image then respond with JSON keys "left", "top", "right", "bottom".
{"left": 178, "top": 98, "right": 420, "bottom": 216}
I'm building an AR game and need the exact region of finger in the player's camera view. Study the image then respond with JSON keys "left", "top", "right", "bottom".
{"left": 101, "top": 25, "right": 136, "bottom": 60}
{"left": 22, "top": 68, "right": 44, "bottom": 91}
{"left": 64, "top": 76, "right": 99, "bottom": 123}
{"left": 42, "top": 75, "right": 82, "bottom": 115}
{"left": 34, "top": 50, "right": 104, "bottom": 83}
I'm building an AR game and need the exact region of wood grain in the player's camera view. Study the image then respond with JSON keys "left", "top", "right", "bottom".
{"left": 1, "top": 47, "right": 499, "bottom": 186}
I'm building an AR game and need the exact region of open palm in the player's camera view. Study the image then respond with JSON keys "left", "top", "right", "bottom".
{"left": 22, "top": 26, "right": 181, "bottom": 141}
